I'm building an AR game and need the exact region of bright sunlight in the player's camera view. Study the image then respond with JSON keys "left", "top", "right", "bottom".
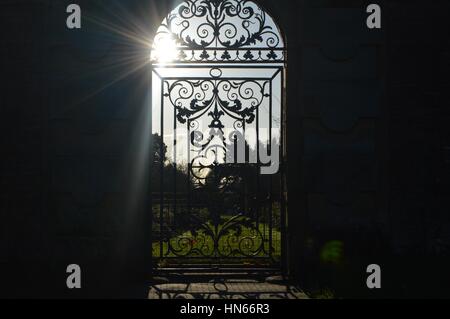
{"left": 151, "top": 36, "right": 179, "bottom": 64}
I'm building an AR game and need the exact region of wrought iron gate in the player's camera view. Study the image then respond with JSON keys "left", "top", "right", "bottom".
{"left": 150, "top": 0, "right": 286, "bottom": 270}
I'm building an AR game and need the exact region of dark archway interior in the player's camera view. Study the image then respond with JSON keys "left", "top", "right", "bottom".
{"left": 1, "top": 0, "right": 450, "bottom": 298}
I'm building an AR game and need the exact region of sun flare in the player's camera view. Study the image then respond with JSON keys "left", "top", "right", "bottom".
{"left": 151, "top": 36, "right": 179, "bottom": 64}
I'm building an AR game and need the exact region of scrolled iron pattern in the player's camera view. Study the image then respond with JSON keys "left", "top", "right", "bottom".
{"left": 165, "top": 214, "right": 267, "bottom": 258}
{"left": 163, "top": 78, "right": 269, "bottom": 129}
{"left": 152, "top": 0, "right": 285, "bottom": 63}
{"left": 169, "top": 48, "right": 285, "bottom": 63}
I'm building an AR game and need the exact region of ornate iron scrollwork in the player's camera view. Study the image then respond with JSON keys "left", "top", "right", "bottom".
{"left": 151, "top": 0, "right": 286, "bottom": 63}
{"left": 165, "top": 214, "right": 267, "bottom": 258}
{"left": 163, "top": 78, "right": 269, "bottom": 129}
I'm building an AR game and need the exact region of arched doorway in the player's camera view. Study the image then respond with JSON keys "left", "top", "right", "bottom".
{"left": 150, "top": 0, "right": 287, "bottom": 274}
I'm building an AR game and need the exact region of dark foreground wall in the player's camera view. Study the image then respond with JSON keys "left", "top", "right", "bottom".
{"left": 1, "top": 0, "right": 450, "bottom": 298}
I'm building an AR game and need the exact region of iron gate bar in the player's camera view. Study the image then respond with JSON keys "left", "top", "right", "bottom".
{"left": 280, "top": 68, "right": 287, "bottom": 275}
{"left": 153, "top": 65, "right": 285, "bottom": 71}
{"left": 269, "top": 79, "right": 273, "bottom": 259}
{"left": 160, "top": 79, "right": 164, "bottom": 259}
